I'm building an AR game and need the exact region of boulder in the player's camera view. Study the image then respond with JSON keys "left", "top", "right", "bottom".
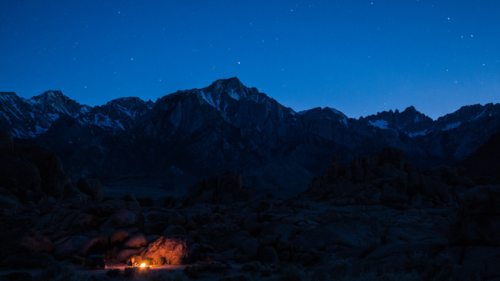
{"left": 81, "top": 203, "right": 113, "bottom": 218}
{"left": 141, "top": 236, "right": 189, "bottom": 265}
{"left": 259, "top": 246, "right": 279, "bottom": 264}
{"left": 52, "top": 236, "right": 90, "bottom": 258}
{"left": 278, "top": 251, "right": 291, "bottom": 262}
{"left": 124, "top": 233, "right": 147, "bottom": 249}
{"left": 111, "top": 230, "right": 130, "bottom": 244}
{"left": 77, "top": 178, "right": 103, "bottom": 201}
{"left": 299, "top": 252, "right": 315, "bottom": 266}
{"left": 187, "top": 243, "right": 201, "bottom": 262}
{"left": 70, "top": 213, "right": 100, "bottom": 233}
{"left": 259, "top": 235, "right": 279, "bottom": 247}
{"left": 79, "top": 236, "right": 109, "bottom": 256}
{"left": 239, "top": 238, "right": 260, "bottom": 260}
{"left": 143, "top": 222, "right": 169, "bottom": 236}
{"left": 242, "top": 214, "right": 262, "bottom": 236}
{"left": 116, "top": 247, "right": 145, "bottom": 263}
{"left": 162, "top": 225, "right": 187, "bottom": 236}
{"left": 18, "top": 230, "right": 52, "bottom": 253}
{"left": 101, "top": 210, "right": 143, "bottom": 229}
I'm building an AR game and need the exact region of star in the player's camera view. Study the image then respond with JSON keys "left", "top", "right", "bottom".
{"left": 447, "top": 17, "right": 450, "bottom": 20}
{"left": 131, "top": 58, "right": 133, "bottom": 60}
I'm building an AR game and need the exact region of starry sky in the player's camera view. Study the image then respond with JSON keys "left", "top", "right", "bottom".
{"left": 1, "top": 0, "right": 499, "bottom": 119}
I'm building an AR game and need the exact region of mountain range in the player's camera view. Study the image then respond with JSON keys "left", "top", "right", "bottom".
{"left": 2, "top": 77, "right": 499, "bottom": 196}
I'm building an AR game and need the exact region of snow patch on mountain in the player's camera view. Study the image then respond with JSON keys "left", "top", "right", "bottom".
{"left": 369, "top": 119, "right": 389, "bottom": 129}
{"left": 442, "top": 122, "right": 462, "bottom": 131}
{"left": 199, "top": 91, "right": 217, "bottom": 108}
{"left": 228, "top": 89, "right": 243, "bottom": 100}
{"left": 408, "top": 130, "right": 429, "bottom": 138}
{"left": 47, "top": 113, "right": 60, "bottom": 121}
{"left": 471, "top": 110, "right": 486, "bottom": 121}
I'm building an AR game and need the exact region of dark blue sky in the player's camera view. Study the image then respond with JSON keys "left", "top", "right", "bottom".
{"left": 1, "top": 0, "right": 499, "bottom": 119}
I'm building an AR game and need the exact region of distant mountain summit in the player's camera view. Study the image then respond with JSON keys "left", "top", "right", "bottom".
{"left": 80, "top": 97, "right": 154, "bottom": 131}
{"left": 31, "top": 90, "right": 91, "bottom": 117}
{"left": 0, "top": 90, "right": 90, "bottom": 138}
{"left": 364, "top": 106, "right": 433, "bottom": 137}
{"left": 0, "top": 91, "right": 153, "bottom": 138}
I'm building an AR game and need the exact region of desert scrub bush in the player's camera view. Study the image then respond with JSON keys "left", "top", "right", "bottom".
{"left": 37, "top": 261, "right": 92, "bottom": 281}
{"left": 278, "top": 265, "right": 310, "bottom": 281}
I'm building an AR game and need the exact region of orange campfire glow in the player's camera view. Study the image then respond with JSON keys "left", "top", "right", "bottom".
{"left": 140, "top": 263, "right": 146, "bottom": 268}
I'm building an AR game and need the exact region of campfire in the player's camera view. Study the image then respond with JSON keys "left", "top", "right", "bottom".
{"left": 125, "top": 261, "right": 151, "bottom": 278}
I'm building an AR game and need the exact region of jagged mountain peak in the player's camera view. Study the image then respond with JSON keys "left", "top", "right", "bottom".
{"left": 298, "top": 107, "right": 348, "bottom": 129}
{"left": 212, "top": 77, "right": 244, "bottom": 89}
{"left": 206, "top": 77, "right": 257, "bottom": 101}
{"left": 29, "top": 90, "right": 91, "bottom": 116}
{"left": 31, "top": 90, "right": 67, "bottom": 103}
{"left": 364, "top": 105, "right": 434, "bottom": 136}
{"left": 299, "top": 107, "right": 346, "bottom": 118}
{"left": 0, "top": 92, "right": 17, "bottom": 98}
{"left": 443, "top": 103, "right": 499, "bottom": 119}
{"left": 403, "top": 105, "right": 417, "bottom": 112}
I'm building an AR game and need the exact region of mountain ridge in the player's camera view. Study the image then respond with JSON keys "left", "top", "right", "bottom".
{"left": 2, "top": 78, "right": 500, "bottom": 194}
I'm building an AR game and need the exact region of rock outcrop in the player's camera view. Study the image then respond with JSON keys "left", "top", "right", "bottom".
{"left": 179, "top": 171, "right": 256, "bottom": 206}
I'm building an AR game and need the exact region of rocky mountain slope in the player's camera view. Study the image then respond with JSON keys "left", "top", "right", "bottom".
{"left": 459, "top": 130, "right": 500, "bottom": 185}
{"left": 2, "top": 78, "right": 500, "bottom": 196}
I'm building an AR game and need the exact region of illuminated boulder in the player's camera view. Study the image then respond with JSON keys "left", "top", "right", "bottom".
{"left": 124, "top": 233, "right": 147, "bottom": 249}
{"left": 141, "top": 236, "right": 189, "bottom": 265}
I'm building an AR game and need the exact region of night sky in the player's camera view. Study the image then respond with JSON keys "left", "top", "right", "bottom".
{"left": 1, "top": 1, "right": 499, "bottom": 119}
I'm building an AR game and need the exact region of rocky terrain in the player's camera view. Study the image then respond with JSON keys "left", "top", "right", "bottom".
{"left": 1, "top": 123, "right": 500, "bottom": 280}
